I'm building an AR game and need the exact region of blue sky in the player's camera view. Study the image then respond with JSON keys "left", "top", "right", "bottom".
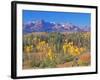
{"left": 23, "top": 10, "right": 91, "bottom": 27}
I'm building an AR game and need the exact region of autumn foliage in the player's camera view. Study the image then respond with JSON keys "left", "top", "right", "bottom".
{"left": 23, "top": 32, "right": 90, "bottom": 69}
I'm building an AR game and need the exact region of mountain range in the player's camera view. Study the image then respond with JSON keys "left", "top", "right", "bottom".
{"left": 23, "top": 20, "right": 90, "bottom": 34}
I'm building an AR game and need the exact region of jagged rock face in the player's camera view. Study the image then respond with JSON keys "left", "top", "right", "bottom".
{"left": 34, "top": 20, "right": 44, "bottom": 28}
{"left": 23, "top": 20, "right": 90, "bottom": 34}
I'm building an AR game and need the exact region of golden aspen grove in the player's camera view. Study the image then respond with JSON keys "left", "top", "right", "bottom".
{"left": 23, "top": 32, "right": 91, "bottom": 69}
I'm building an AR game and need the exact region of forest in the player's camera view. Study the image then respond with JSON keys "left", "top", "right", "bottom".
{"left": 22, "top": 32, "right": 91, "bottom": 69}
